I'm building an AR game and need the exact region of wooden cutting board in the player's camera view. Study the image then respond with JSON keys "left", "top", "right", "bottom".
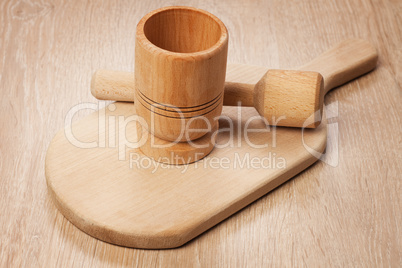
{"left": 45, "top": 63, "right": 329, "bottom": 249}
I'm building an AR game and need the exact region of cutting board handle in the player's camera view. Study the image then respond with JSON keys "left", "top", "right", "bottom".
{"left": 299, "top": 39, "right": 378, "bottom": 95}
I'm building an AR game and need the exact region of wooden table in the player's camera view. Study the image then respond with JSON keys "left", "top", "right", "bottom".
{"left": 1, "top": 0, "right": 400, "bottom": 266}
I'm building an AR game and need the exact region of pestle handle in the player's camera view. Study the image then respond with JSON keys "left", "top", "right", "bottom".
{"left": 222, "top": 82, "right": 254, "bottom": 106}
{"left": 91, "top": 70, "right": 134, "bottom": 102}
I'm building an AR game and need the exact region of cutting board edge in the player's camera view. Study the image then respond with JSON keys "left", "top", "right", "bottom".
{"left": 45, "top": 130, "right": 326, "bottom": 248}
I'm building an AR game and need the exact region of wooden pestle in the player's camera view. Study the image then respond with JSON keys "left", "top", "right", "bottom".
{"left": 91, "top": 39, "right": 378, "bottom": 128}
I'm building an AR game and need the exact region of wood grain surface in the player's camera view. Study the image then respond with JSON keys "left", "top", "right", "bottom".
{"left": 45, "top": 63, "right": 329, "bottom": 249}
{"left": 0, "top": 0, "right": 400, "bottom": 267}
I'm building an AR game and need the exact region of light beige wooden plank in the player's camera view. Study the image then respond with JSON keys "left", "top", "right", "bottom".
{"left": 0, "top": 0, "right": 400, "bottom": 266}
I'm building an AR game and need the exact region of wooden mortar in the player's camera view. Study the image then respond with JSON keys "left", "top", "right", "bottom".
{"left": 135, "top": 6, "right": 228, "bottom": 144}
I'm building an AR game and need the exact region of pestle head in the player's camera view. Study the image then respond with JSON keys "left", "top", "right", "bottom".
{"left": 253, "top": 69, "right": 324, "bottom": 128}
